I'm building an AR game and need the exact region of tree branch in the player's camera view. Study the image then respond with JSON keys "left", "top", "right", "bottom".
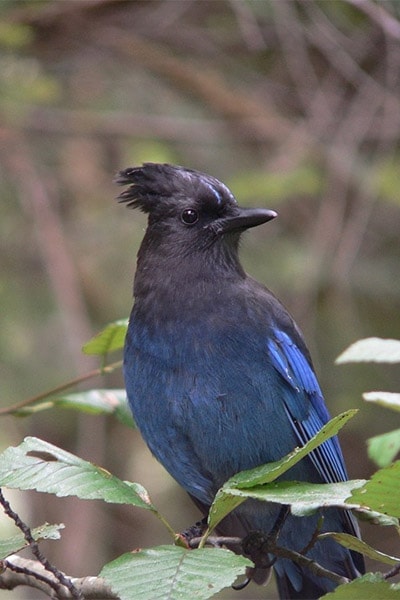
{"left": 0, "top": 555, "right": 118, "bottom": 599}
{"left": 0, "top": 490, "right": 82, "bottom": 599}
{"left": 189, "top": 531, "right": 351, "bottom": 588}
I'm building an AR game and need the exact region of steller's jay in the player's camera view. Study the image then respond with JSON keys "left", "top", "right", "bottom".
{"left": 117, "top": 163, "right": 364, "bottom": 599}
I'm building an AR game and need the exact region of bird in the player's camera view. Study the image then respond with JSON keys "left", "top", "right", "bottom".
{"left": 116, "top": 162, "right": 364, "bottom": 599}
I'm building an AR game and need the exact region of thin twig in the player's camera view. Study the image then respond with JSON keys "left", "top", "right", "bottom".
{"left": 0, "top": 361, "right": 122, "bottom": 416}
{"left": 273, "top": 542, "right": 350, "bottom": 586}
{"left": 190, "top": 530, "right": 350, "bottom": 587}
{"left": 188, "top": 535, "right": 242, "bottom": 549}
{"left": 0, "top": 490, "right": 82, "bottom": 599}
{"left": 4, "top": 559, "right": 64, "bottom": 596}
{"left": 384, "top": 562, "right": 400, "bottom": 581}
{"left": 300, "top": 516, "right": 324, "bottom": 556}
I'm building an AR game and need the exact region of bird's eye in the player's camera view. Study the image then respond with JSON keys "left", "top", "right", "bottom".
{"left": 181, "top": 209, "right": 199, "bottom": 225}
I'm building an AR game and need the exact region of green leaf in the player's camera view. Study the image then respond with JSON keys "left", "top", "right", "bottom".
{"left": 208, "top": 410, "right": 357, "bottom": 531}
{"left": 348, "top": 461, "right": 400, "bottom": 518}
{"left": 82, "top": 319, "right": 128, "bottom": 356}
{"left": 336, "top": 338, "right": 400, "bottom": 364}
{"left": 206, "top": 494, "right": 246, "bottom": 536}
{"left": 12, "top": 389, "right": 135, "bottom": 428}
{"left": 356, "top": 510, "right": 398, "bottom": 527}
{"left": 0, "top": 523, "right": 64, "bottom": 560}
{"left": 233, "top": 411, "right": 357, "bottom": 489}
{"left": 368, "top": 429, "right": 400, "bottom": 468}
{"left": 322, "top": 573, "right": 400, "bottom": 598}
{"left": 0, "top": 437, "right": 154, "bottom": 511}
{"left": 319, "top": 532, "right": 400, "bottom": 566}
{"left": 100, "top": 545, "right": 252, "bottom": 600}
{"left": 363, "top": 392, "right": 400, "bottom": 412}
{"left": 220, "top": 480, "right": 365, "bottom": 517}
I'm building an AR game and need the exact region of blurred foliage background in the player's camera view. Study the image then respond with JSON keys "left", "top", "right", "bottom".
{"left": 1, "top": 0, "right": 400, "bottom": 598}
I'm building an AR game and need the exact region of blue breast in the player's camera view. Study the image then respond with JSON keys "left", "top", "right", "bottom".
{"left": 123, "top": 303, "right": 340, "bottom": 506}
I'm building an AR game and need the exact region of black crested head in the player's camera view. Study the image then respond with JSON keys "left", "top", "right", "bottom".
{"left": 115, "top": 163, "right": 236, "bottom": 215}
{"left": 115, "top": 163, "right": 277, "bottom": 244}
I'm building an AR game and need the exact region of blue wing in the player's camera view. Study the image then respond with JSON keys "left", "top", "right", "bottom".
{"left": 267, "top": 328, "right": 348, "bottom": 484}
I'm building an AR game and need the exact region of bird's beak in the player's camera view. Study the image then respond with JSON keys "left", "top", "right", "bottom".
{"left": 216, "top": 207, "right": 277, "bottom": 234}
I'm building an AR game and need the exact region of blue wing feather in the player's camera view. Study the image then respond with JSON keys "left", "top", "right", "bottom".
{"left": 267, "top": 329, "right": 348, "bottom": 483}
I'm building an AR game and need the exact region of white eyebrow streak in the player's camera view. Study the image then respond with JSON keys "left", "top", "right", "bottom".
{"left": 222, "top": 184, "right": 237, "bottom": 204}
{"left": 205, "top": 182, "right": 223, "bottom": 205}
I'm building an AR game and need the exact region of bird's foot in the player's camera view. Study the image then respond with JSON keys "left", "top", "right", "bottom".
{"left": 242, "top": 531, "right": 277, "bottom": 569}
{"left": 178, "top": 517, "right": 208, "bottom": 548}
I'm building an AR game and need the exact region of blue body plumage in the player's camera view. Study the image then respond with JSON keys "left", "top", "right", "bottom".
{"left": 118, "top": 163, "right": 364, "bottom": 598}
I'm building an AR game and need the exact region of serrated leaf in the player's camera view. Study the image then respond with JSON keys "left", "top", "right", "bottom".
{"left": 208, "top": 411, "right": 357, "bottom": 531}
{"left": 222, "top": 480, "right": 365, "bottom": 516}
{"left": 322, "top": 572, "right": 400, "bottom": 598}
{"left": 82, "top": 319, "right": 128, "bottom": 356}
{"left": 318, "top": 532, "right": 400, "bottom": 566}
{"left": 348, "top": 461, "right": 400, "bottom": 518}
{"left": 0, "top": 437, "right": 154, "bottom": 511}
{"left": 336, "top": 338, "right": 400, "bottom": 364}
{"left": 368, "top": 429, "right": 400, "bottom": 468}
{"left": 233, "top": 411, "right": 357, "bottom": 489}
{"left": 12, "top": 389, "right": 135, "bottom": 428}
{"left": 100, "top": 545, "right": 251, "bottom": 600}
{"left": 206, "top": 494, "right": 245, "bottom": 535}
{"left": 356, "top": 508, "right": 398, "bottom": 527}
{"left": 363, "top": 392, "right": 400, "bottom": 412}
{"left": 0, "top": 523, "right": 64, "bottom": 560}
